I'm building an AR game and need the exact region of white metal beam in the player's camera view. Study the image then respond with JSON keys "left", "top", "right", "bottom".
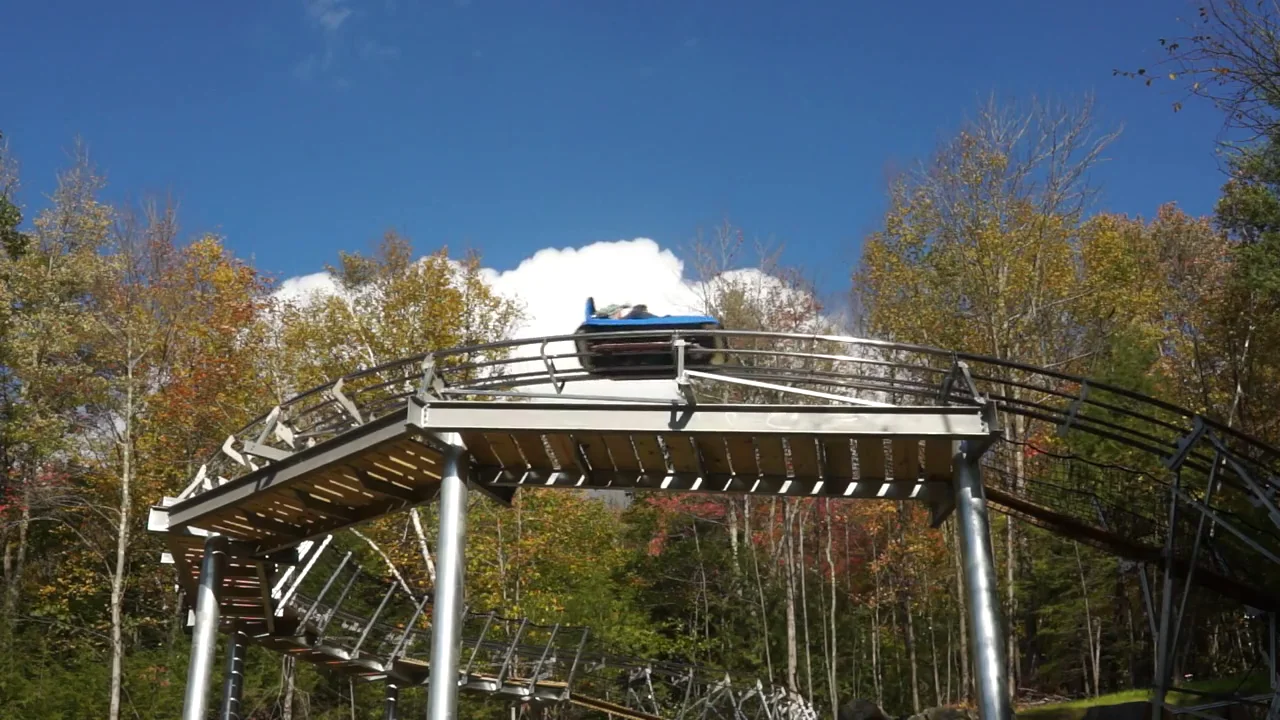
{"left": 409, "top": 400, "right": 994, "bottom": 438}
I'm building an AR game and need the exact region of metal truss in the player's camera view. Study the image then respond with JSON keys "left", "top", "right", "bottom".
{"left": 222, "top": 533, "right": 820, "bottom": 720}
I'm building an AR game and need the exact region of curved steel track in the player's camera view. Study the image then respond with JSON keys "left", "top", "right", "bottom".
{"left": 174, "top": 328, "right": 1280, "bottom": 610}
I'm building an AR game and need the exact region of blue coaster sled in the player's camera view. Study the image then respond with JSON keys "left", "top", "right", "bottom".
{"left": 573, "top": 297, "right": 727, "bottom": 378}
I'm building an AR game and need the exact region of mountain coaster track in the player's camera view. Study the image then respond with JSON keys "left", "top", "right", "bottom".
{"left": 148, "top": 328, "right": 1280, "bottom": 719}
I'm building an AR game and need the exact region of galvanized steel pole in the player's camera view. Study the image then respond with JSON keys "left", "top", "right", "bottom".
{"left": 427, "top": 433, "right": 469, "bottom": 720}
{"left": 384, "top": 682, "right": 400, "bottom": 720}
{"left": 219, "top": 620, "right": 248, "bottom": 719}
{"left": 183, "top": 534, "right": 228, "bottom": 720}
{"left": 953, "top": 442, "right": 1011, "bottom": 720}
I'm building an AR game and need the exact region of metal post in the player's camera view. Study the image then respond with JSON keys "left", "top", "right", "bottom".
{"left": 953, "top": 441, "right": 1010, "bottom": 720}
{"left": 384, "top": 682, "right": 400, "bottom": 720}
{"left": 428, "top": 434, "right": 469, "bottom": 720}
{"left": 219, "top": 620, "right": 249, "bottom": 720}
{"left": 182, "top": 534, "right": 228, "bottom": 720}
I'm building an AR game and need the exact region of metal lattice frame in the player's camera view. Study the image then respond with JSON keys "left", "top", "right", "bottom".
{"left": 244, "top": 533, "right": 820, "bottom": 720}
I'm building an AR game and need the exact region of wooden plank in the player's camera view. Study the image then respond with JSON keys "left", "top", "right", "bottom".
{"left": 823, "top": 438, "right": 854, "bottom": 479}
{"left": 511, "top": 432, "right": 555, "bottom": 471}
{"left": 694, "top": 436, "right": 732, "bottom": 476}
{"left": 543, "top": 432, "right": 582, "bottom": 471}
{"left": 631, "top": 434, "right": 667, "bottom": 475}
{"left": 923, "top": 438, "right": 952, "bottom": 482}
{"left": 725, "top": 435, "right": 758, "bottom": 476}
{"left": 574, "top": 432, "right": 616, "bottom": 473}
{"left": 603, "top": 434, "right": 641, "bottom": 472}
{"left": 855, "top": 438, "right": 885, "bottom": 481}
{"left": 338, "top": 460, "right": 420, "bottom": 502}
{"left": 460, "top": 431, "right": 503, "bottom": 467}
{"left": 662, "top": 435, "right": 701, "bottom": 474}
{"left": 304, "top": 473, "right": 372, "bottom": 505}
{"left": 891, "top": 438, "right": 920, "bottom": 482}
{"left": 755, "top": 435, "right": 788, "bottom": 477}
{"left": 481, "top": 432, "right": 527, "bottom": 469}
{"left": 390, "top": 439, "right": 442, "bottom": 472}
{"left": 787, "top": 436, "right": 821, "bottom": 480}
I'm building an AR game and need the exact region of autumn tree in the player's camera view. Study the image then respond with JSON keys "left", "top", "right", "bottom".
{"left": 0, "top": 144, "right": 109, "bottom": 628}
{"left": 854, "top": 95, "right": 1125, "bottom": 699}
{"left": 1125, "top": 0, "right": 1280, "bottom": 443}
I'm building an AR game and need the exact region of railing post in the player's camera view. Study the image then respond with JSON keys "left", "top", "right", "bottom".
{"left": 428, "top": 433, "right": 469, "bottom": 720}
{"left": 953, "top": 441, "right": 1011, "bottom": 720}
{"left": 182, "top": 534, "right": 228, "bottom": 720}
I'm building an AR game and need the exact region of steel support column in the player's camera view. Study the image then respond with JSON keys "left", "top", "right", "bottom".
{"left": 219, "top": 620, "right": 248, "bottom": 720}
{"left": 384, "top": 682, "right": 400, "bottom": 720}
{"left": 427, "top": 434, "right": 469, "bottom": 720}
{"left": 182, "top": 534, "right": 228, "bottom": 720}
{"left": 953, "top": 441, "right": 1010, "bottom": 720}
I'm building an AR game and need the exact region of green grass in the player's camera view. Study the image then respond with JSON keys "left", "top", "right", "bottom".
{"left": 1016, "top": 671, "right": 1272, "bottom": 720}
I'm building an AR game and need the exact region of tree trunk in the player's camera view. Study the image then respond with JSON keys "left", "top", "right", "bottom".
{"left": 515, "top": 491, "right": 523, "bottom": 606}
{"left": 1008, "top": 410, "right": 1031, "bottom": 703}
{"left": 930, "top": 601, "right": 942, "bottom": 708}
{"left": 905, "top": 600, "right": 921, "bottom": 713}
{"left": 282, "top": 655, "right": 295, "bottom": 720}
{"left": 799, "top": 505, "right": 815, "bottom": 704}
{"left": 819, "top": 540, "right": 833, "bottom": 719}
{"left": 495, "top": 509, "right": 509, "bottom": 605}
{"left": 108, "top": 362, "right": 134, "bottom": 720}
{"left": 903, "top": 567, "right": 921, "bottom": 712}
{"left": 748, "top": 498, "right": 775, "bottom": 684}
{"left": 951, "top": 518, "right": 969, "bottom": 702}
{"left": 1, "top": 491, "right": 30, "bottom": 620}
{"left": 826, "top": 502, "right": 839, "bottom": 720}
{"left": 785, "top": 500, "right": 799, "bottom": 692}
{"left": 1073, "top": 542, "right": 1099, "bottom": 697}
{"left": 946, "top": 624, "right": 954, "bottom": 705}
{"left": 728, "top": 498, "right": 741, "bottom": 582}
{"left": 871, "top": 533, "right": 883, "bottom": 707}
{"left": 1007, "top": 494, "right": 1020, "bottom": 704}
{"left": 410, "top": 507, "right": 437, "bottom": 584}
{"left": 692, "top": 520, "right": 712, "bottom": 652}
{"left": 1125, "top": 584, "right": 1138, "bottom": 688}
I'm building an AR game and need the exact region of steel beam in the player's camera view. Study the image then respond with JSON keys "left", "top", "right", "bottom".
{"left": 428, "top": 434, "right": 469, "bottom": 720}
{"left": 183, "top": 535, "right": 228, "bottom": 720}
{"left": 473, "top": 466, "right": 948, "bottom": 502}
{"left": 952, "top": 441, "right": 1010, "bottom": 720}
{"left": 409, "top": 399, "right": 994, "bottom": 438}
{"left": 219, "top": 621, "right": 249, "bottom": 720}
{"left": 167, "top": 413, "right": 409, "bottom": 530}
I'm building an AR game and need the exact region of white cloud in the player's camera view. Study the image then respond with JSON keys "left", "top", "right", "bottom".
{"left": 305, "top": 0, "right": 352, "bottom": 32}
{"left": 275, "top": 270, "right": 339, "bottom": 305}
{"left": 478, "top": 238, "right": 709, "bottom": 401}
{"left": 270, "top": 237, "right": 842, "bottom": 403}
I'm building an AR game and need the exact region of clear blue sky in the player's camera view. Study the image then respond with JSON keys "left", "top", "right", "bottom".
{"left": 0, "top": 0, "right": 1229, "bottom": 300}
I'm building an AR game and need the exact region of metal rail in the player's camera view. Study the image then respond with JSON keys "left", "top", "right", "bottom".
{"left": 158, "top": 329, "right": 1280, "bottom": 609}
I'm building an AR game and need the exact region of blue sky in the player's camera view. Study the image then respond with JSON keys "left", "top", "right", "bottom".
{"left": 0, "top": 0, "right": 1230, "bottom": 309}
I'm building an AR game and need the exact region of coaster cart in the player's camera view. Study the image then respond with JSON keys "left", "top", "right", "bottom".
{"left": 572, "top": 298, "right": 727, "bottom": 379}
